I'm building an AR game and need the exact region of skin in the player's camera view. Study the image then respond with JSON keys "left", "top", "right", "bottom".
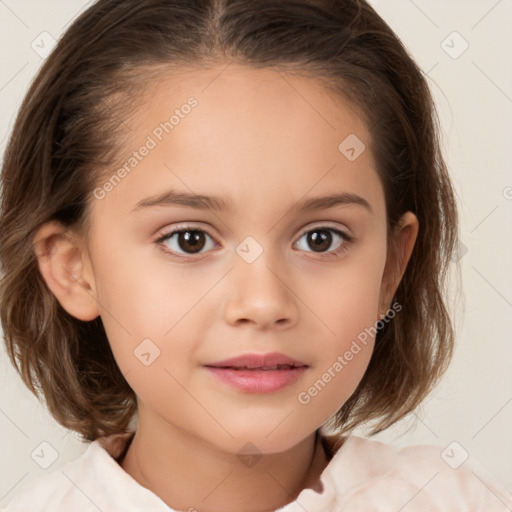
{"left": 34, "top": 64, "right": 418, "bottom": 512}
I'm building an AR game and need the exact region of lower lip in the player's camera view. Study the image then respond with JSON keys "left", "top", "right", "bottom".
{"left": 204, "top": 366, "right": 308, "bottom": 393}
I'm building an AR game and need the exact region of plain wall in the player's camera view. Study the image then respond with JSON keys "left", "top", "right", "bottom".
{"left": 1, "top": 0, "right": 511, "bottom": 505}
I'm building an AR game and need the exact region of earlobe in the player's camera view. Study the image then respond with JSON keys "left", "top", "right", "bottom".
{"left": 33, "top": 220, "right": 100, "bottom": 321}
{"left": 379, "top": 211, "right": 419, "bottom": 315}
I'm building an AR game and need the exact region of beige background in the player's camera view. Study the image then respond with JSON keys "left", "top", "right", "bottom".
{"left": 1, "top": 0, "right": 511, "bottom": 505}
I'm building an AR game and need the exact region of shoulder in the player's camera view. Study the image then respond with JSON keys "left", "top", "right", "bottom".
{"left": 1, "top": 431, "right": 166, "bottom": 512}
{"left": 319, "top": 434, "right": 512, "bottom": 512}
{"left": 1, "top": 442, "right": 98, "bottom": 511}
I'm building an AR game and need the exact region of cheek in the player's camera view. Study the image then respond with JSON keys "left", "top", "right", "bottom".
{"left": 308, "top": 242, "right": 386, "bottom": 340}
{"left": 295, "top": 308, "right": 378, "bottom": 426}
{"left": 90, "top": 243, "right": 200, "bottom": 374}
{"left": 294, "top": 245, "right": 386, "bottom": 415}
{"left": 93, "top": 235, "right": 212, "bottom": 330}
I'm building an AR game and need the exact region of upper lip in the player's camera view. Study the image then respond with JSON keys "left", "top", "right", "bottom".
{"left": 204, "top": 352, "right": 308, "bottom": 370}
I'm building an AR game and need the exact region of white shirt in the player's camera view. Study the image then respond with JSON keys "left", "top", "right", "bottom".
{"left": 2, "top": 431, "right": 511, "bottom": 511}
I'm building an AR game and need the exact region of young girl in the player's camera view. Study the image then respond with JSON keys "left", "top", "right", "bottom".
{"left": 0, "top": 0, "right": 510, "bottom": 510}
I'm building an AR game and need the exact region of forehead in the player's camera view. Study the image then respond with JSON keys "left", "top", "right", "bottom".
{"left": 92, "top": 64, "right": 384, "bottom": 222}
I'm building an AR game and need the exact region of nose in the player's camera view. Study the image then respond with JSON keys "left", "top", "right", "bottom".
{"left": 224, "top": 252, "right": 298, "bottom": 330}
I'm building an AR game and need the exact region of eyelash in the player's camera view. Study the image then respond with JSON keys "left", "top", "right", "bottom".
{"left": 154, "top": 224, "right": 353, "bottom": 261}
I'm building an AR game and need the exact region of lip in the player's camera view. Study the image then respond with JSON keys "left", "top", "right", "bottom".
{"left": 204, "top": 352, "right": 309, "bottom": 394}
{"left": 204, "top": 351, "right": 308, "bottom": 370}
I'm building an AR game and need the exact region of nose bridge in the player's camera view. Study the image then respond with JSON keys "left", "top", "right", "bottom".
{"left": 224, "top": 234, "right": 298, "bottom": 327}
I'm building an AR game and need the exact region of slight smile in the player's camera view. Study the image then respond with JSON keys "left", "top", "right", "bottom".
{"left": 204, "top": 352, "right": 309, "bottom": 394}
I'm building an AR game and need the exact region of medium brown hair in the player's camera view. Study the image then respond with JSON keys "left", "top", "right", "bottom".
{"left": 0, "top": 0, "right": 459, "bottom": 442}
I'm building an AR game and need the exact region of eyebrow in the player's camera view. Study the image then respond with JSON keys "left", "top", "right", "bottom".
{"left": 131, "top": 189, "right": 373, "bottom": 215}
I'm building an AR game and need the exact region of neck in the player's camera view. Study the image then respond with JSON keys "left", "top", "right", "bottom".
{"left": 119, "top": 414, "right": 330, "bottom": 512}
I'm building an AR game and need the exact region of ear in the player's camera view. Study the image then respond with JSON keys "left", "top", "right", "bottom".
{"left": 378, "top": 211, "right": 419, "bottom": 317}
{"left": 33, "top": 220, "right": 100, "bottom": 321}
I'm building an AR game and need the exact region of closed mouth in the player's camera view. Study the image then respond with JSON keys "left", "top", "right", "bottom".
{"left": 207, "top": 364, "right": 306, "bottom": 371}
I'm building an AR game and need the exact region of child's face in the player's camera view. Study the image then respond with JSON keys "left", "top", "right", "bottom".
{"left": 71, "top": 65, "right": 415, "bottom": 452}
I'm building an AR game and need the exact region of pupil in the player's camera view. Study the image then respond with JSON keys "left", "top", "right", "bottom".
{"left": 309, "top": 230, "right": 331, "bottom": 252}
{"left": 180, "top": 231, "right": 205, "bottom": 253}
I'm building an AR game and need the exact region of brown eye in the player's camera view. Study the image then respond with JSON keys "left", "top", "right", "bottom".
{"left": 156, "top": 227, "right": 217, "bottom": 256}
{"left": 177, "top": 230, "right": 206, "bottom": 253}
{"left": 294, "top": 227, "right": 350, "bottom": 256}
{"left": 307, "top": 230, "right": 332, "bottom": 252}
